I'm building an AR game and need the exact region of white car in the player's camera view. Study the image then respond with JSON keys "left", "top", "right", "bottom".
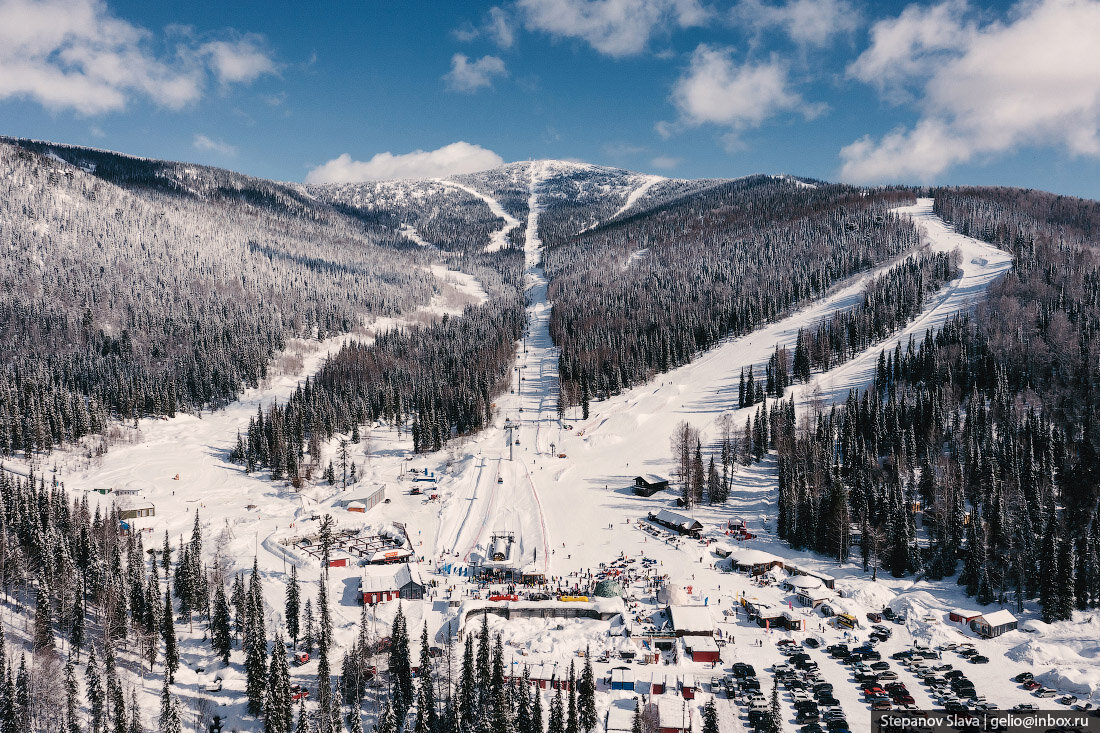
{"left": 204, "top": 676, "right": 223, "bottom": 693}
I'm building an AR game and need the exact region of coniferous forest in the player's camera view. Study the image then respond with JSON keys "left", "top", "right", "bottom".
{"left": 540, "top": 177, "right": 919, "bottom": 415}
{"left": 762, "top": 187, "right": 1100, "bottom": 621}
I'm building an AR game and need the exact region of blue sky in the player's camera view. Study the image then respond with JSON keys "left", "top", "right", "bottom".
{"left": 2, "top": 0, "right": 1099, "bottom": 198}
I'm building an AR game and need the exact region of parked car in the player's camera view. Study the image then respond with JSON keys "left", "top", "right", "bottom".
{"left": 204, "top": 676, "right": 223, "bottom": 693}
{"left": 1013, "top": 672, "right": 1034, "bottom": 683}
{"left": 1034, "top": 688, "right": 1057, "bottom": 698}
{"left": 970, "top": 655, "right": 989, "bottom": 664}
{"left": 867, "top": 612, "right": 883, "bottom": 623}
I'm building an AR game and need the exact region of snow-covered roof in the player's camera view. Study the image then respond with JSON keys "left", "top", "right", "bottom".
{"left": 606, "top": 706, "right": 635, "bottom": 732}
{"left": 115, "top": 498, "right": 154, "bottom": 511}
{"left": 652, "top": 509, "right": 703, "bottom": 530}
{"left": 977, "top": 609, "right": 1017, "bottom": 626}
{"left": 667, "top": 605, "right": 714, "bottom": 634}
{"left": 359, "top": 563, "right": 424, "bottom": 593}
{"left": 788, "top": 575, "right": 823, "bottom": 590}
{"left": 610, "top": 668, "right": 635, "bottom": 684}
{"left": 637, "top": 473, "right": 669, "bottom": 484}
{"left": 729, "top": 548, "right": 782, "bottom": 565}
{"left": 683, "top": 636, "right": 719, "bottom": 652}
{"left": 658, "top": 701, "right": 691, "bottom": 730}
{"left": 951, "top": 608, "right": 981, "bottom": 618}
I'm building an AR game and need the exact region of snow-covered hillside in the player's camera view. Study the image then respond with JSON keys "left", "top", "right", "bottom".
{"left": 3, "top": 138, "right": 1098, "bottom": 733}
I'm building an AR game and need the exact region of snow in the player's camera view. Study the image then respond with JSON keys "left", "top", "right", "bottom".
{"left": 16, "top": 193, "right": 1099, "bottom": 731}
{"left": 610, "top": 174, "right": 665, "bottom": 219}
{"left": 437, "top": 178, "right": 521, "bottom": 252}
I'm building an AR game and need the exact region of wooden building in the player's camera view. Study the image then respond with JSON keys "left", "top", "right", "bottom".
{"left": 970, "top": 610, "right": 1017, "bottom": 638}
{"left": 358, "top": 563, "right": 425, "bottom": 605}
{"left": 634, "top": 474, "right": 671, "bottom": 497}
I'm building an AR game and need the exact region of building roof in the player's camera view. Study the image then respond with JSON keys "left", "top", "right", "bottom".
{"left": 115, "top": 498, "right": 154, "bottom": 511}
{"left": 729, "top": 548, "right": 782, "bottom": 565}
{"left": 606, "top": 706, "right": 635, "bottom": 733}
{"left": 951, "top": 608, "right": 981, "bottom": 619}
{"left": 652, "top": 509, "right": 703, "bottom": 531}
{"left": 683, "top": 636, "right": 720, "bottom": 652}
{"left": 526, "top": 663, "right": 563, "bottom": 681}
{"left": 658, "top": 701, "right": 691, "bottom": 730}
{"left": 637, "top": 473, "right": 670, "bottom": 484}
{"left": 359, "top": 563, "right": 424, "bottom": 593}
{"left": 977, "top": 609, "right": 1017, "bottom": 626}
{"left": 788, "top": 575, "right": 823, "bottom": 590}
{"left": 667, "top": 605, "right": 714, "bottom": 634}
{"left": 610, "top": 668, "right": 635, "bottom": 684}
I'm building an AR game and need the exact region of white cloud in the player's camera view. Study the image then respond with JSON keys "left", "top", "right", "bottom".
{"left": 192, "top": 133, "right": 237, "bottom": 157}
{"left": 516, "top": 0, "right": 708, "bottom": 57}
{"left": 846, "top": 0, "right": 972, "bottom": 101}
{"left": 454, "top": 7, "right": 516, "bottom": 47}
{"left": 0, "top": 0, "right": 275, "bottom": 115}
{"left": 444, "top": 54, "right": 508, "bottom": 92}
{"left": 651, "top": 155, "right": 681, "bottom": 168}
{"left": 199, "top": 36, "right": 277, "bottom": 85}
{"left": 841, "top": 0, "right": 1100, "bottom": 183}
{"left": 305, "top": 142, "right": 506, "bottom": 184}
{"left": 734, "top": 0, "right": 861, "bottom": 47}
{"left": 669, "top": 44, "right": 823, "bottom": 132}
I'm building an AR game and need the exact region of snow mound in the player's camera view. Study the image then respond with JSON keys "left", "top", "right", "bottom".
{"left": 1035, "top": 668, "right": 1100, "bottom": 697}
{"left": 836, "top": 578, "right": 895, "bottom": 609}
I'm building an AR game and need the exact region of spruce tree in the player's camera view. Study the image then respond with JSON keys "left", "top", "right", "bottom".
{"left": 702, "top": 699, "right": 718, "bottom": 733}
{"left": 286, "top": 565, "right": 301, "bottom": 647}
{"left": 390, "top": 604, "right": 413, "bottom": 723}
{"left": 531, "top": 687, "right": 544, "bottom": 733}
{"left": 577, "top": 650, "right": 596, "bottom": 733}
{"left": 86, "top": 646, "right": 105, "bottom": 733}
{"left": 162, "top": 586, "right": 179, "bottom": 683}
{"left": 158, "top": 679, "right": 182, "bottom": 733}
{"left": 547, "top": 686, "right": 564, "bottom": 733}
{"left": 565, "top": 660, "right": 577, "bottom": 733}
{"left": 416, "top": 623, "right": 439, "bottom": 733}
{"left": 211, "top": 581, "right": 233, "bottom": 663}
{"left": 245, "top": 559, "right": 269, "bottom": 716}
{"left": 375, "top": 700, "right": 397, "bottom": 733}
{"left": 64, "top": 656, "right": 80, "bottom": 733}
{"left": 265, "top": 632, "right": 294, "bottom": 733}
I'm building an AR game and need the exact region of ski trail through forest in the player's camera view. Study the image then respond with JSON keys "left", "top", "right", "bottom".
{"left": 436, "top": 178, "right": 521, "bottom": 252}
{"left": 434, "top": 163, "right": 554, "bottom": 577}
{"left": 610, "top": 174, "right": 664, "bottom": 220}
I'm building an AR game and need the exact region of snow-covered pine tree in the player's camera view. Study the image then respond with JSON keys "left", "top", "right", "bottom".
{"left": 265, "top": 631, "right": 293, "bottom": 733}
{"left": 212, "top": 580, "right": 232, "bottom": 663}
{"left": 162, "top": 586, "right": 178, "bottom": 683}
{"left": 286, "top": 565, "right": 301, "bottom": 647}
{"left": 577, "top": 650, "right": 595, "bottom": 733}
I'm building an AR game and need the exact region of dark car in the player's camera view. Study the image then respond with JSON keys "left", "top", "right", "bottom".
{"left": 970, "top": 655, "right": 989, "bottom": 664}
{"left": 867, "top": 612, "right": 883, "bottom": 623}
{"left": 1014, "top": 672, "right": 1035, "bottom": 683}
{"left": 871, "top": 700, "right": 893, "bottom": 711}
{"left": 803, "top": 638, "right": 821, "bottom": 649}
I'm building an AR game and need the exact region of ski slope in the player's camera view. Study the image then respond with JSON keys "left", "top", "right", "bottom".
{"left": 610, "top": 174, "right": 665, "bottom": 219}
{"left": 437, "top": 178, "right": 521, "bottom": 252}
{"left": 433, "top": 162, "right": 554, "bottom": 577}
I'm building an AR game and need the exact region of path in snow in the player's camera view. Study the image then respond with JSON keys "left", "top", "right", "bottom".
{"left": 609, "top": 174, "right": 665, "bottom": 220}
{"left": 434, "top": 162, "right": 553, "bottom": 576}
{"left": 437, "top": 178, "right": 521, "bottom": 253}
